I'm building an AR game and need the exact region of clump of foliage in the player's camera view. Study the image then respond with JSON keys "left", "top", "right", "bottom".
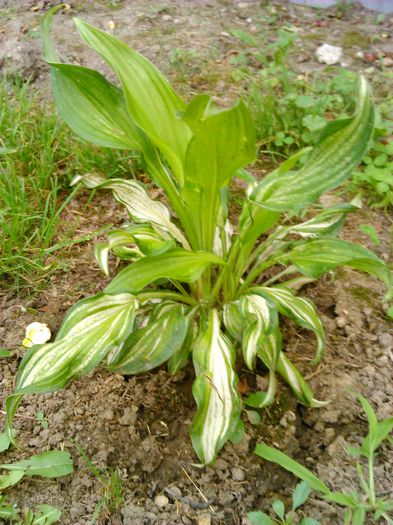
{"left": 3, "top": 6, "right": 392, "bottom": 465}
{"left": 252, "top": 396, "right": 393, "bottom": 524}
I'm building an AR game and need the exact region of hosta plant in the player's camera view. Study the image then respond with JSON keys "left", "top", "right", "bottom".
{"left": 4, "top": 7, "right": 392, "bottom": 465}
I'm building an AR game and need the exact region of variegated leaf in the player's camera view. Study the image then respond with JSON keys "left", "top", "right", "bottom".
{"left": 105, "top": 249, "right": 224, "bottom": 295}
{"left": 239, "top": 294, "right": 278, "bottom": 370}
{"left": 250, "top": 76, "right": 374, "bottom": 212}
{"left": 74, "top": 18, "right": 191, "bottom": 185}
{"left": 222, "top": 301, "right": 245, "bottom": 343}
{"left": 252, "top": 287, "right": 325, "bottom": 364}
{"left": 287, "top": 201, "right": 360, "bottom": 238}
{"left": 6, "top": 293, "right": 138, "bottom": 441}
{"left": 108, "top": 303, "right": 188, "bottom": 374}
{"left": 191, "top": 310, "right": 242, "bottom": 465}
{"left": 286, "top": 238, "right": 393, "bottom": 295}
{"left": 168, "top": 319, "right": 196, "bottom": 375}
{"left": 245, "top": 370, "right": 277, "bottom": 409}
{"left": 276, "top": 352, "right": 326, "bottom": 408}
{"left": 72, "top": 173, "right": 188, "bottom": 247}
{"left": 95, "top": 229, "right": 141, "bottom": 276}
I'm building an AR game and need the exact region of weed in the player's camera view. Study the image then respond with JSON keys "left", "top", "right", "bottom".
{"left": 253, "top": 396, "right": 393, "bottom": 524}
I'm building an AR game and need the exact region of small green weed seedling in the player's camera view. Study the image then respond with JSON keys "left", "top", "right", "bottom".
{"left": 0, "top": 443, "right": 73, "bottom": 524}
{"left": 76, "top": 443, "right": 124, "bottom": 524}
{"left": 253, "top": 396, "right": 393, "bottom": 524}
{"left": 248, "top": 480, "right": 319, "bottom": 525}
{"left": 3, "top": 6, "right": 392, "bottom": 466}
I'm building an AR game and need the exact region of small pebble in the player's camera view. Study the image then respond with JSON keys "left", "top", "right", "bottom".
{"left": 231, "top": 466, "right": 245, "bottom": 481}
{"left": 154, "top": 494, "right": 169, "bottom": 508}
{"left": 102, "top": 408, "right": 114, "bottom": 420}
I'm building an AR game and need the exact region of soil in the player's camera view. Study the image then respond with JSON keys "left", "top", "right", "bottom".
{"left": 0, "top": 1, "right": 393, "bottom": 524}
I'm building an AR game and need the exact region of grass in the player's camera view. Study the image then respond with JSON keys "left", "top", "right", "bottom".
{"left": 0, "top": 76, "right": 141, "bottom": 291}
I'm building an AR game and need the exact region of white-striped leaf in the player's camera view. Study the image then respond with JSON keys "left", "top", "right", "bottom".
{"left": 168, "top": 319, "right": 196, "bottom": 375}
{"left": 105, "top": 249, "right": 224, "bottom": 294}
{"left": 245, "top": 370, "right": 277, "bottom": 409}
{"left": 6, "top": 293, "right": 138, "bottom": 440}
{"left": 74, "top": 18, "right": 191, "bottom": 185}
{"left": 288, "top": 201, "right": 360, "bottom": 238}
{"left": 252, "top": 287, "right": 325, "bottom": 364}
{"left": 222, "top": 301, "right": 245, "bottom": 343}
{"left": 108, "top": 303, "right": 188, "bottom": 374}
{"left": 287, "top": 239, "right": 392, "bottom": 294}
{"left": 251, "top": 76, "right": 374, "bottom": 212}
{"left": 72, "top": 173, "right": 188, "bottom": 247}
{"left": 239, "top": 294, "right": 278, "bottom": 370}
{"left": 42, "top": 7, "right": 139, "bottom": 150}
{"left": 191, "top": 309, "right": 242, "bottom": 465}
{"left": 95, "top": 226, "right": 174, "bottom": 276}
{"left": 276, "top": 352, "right": 326, "bottom": 408}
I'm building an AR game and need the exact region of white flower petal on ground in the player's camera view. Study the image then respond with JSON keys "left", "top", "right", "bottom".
{"left": 23, "top": 322, "right": 52, "bottom": 348}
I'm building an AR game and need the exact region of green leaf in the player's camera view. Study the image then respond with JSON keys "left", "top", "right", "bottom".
{"left": 182, "top": 96, "right": 255, "bottom": 250}
{"left": 251, "top": 76, "right": 374, "bottom": 212}
{"left": 191, "top": 310, "right": 242, "bottom": 465}
{"left": 272, "top": 500, "right": 285, "bottom": 520}
{"left": 276, "top": 352, "right": 326, "bottom": 408}
{"left": 72, "top": 173, "right": 188, "bottom": 247}
{"left": 74, "top": 18, "right": 191, "bottom": 185}
{"left": 300, "top": 519, "right": 321, "bottom": 525}
{"left": 0, "top": 431, "right": 12, "bottom": 453}
{"left": 0, "top": 349, "right": 11, "bottom": 358}
{"left": 247, "top": 511, "right": 275, "bottom": 525}
{"left": 292, "top": 481, "right": 312, "bottom": 510}
{"left": 252, "top": 287, "right": 325, "bottom": 364}
{"left": 0, "top": 470, "right": 25, "bottom": 490}
{"left": 357, "top": 395, "right": 393, "bottom": 457}
{"left": 41, "top": 8, "right": 139, "bottom": 150}
{"left": 0, "top": 450, "right": 73, "bottom": 478}
{"left": 108, "top": 302, "right": 188, "bottom": 374}
{"left": 31, "top": 505, "right": 62, "bottom": 525}
{"left": 246, "top": 410, "right": 261, "bottom": 425}
{"left": 105, "top": 249, "right": 224, "bottom": 294}
{"left": 254, "top": 443, "right": 330, "bottom": 494}
{"left": 286, "top": 238, "right": 392, "bottom": 294}
{"left": 5, "top": 293, "right": 137, "bottom": 438}
{"left": 323, "top": 491, "right": 360, "bottom": 508}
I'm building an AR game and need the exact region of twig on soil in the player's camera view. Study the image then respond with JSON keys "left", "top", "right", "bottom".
{"left": 0, "top": 410, "right": 36, "bottom": 421}
{"left": 181, "top": 467, "right": 216, "bottom": 514}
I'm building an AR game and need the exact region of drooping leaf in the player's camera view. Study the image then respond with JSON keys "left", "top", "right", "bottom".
{"left": 286, "top": 238, "right": 392, "bottom": 294}
{"left": 254, "top": 443, "right": 330, "bottom": 494}
{"left": 5, "top": 293, "right": 138, "bottom": 438}
{"left": 191, "top": 309, "right": 242, "bottom": 465}
{"left": 252, "top": 286, "right": 325, "bottom": 364}
{"left": 239, "top": 294, "right": 279, "bottom": 370}
{"left": 251, "top": 76, "right": 374, "bottom": 212}
{"left": 276, "top": 352, "right": 326, "bottom": 408}
{"left": 72, "top": 173, "right": 188, "bottom": 247}
{"left": 74, "top": 18, "right": 191, "bottom": 184}
{"left": 168, "top": 319, "right": 195, "bottom": 375}
{"left": 108, "top": 303, "right": 188, "bottom": 374}
{"left": 105, "top": 249, "right": 224, "bottom": 294}
{"left": 41, "top": 8, "right": 139, "bottom": 150}
{"left": 245, "top": 371, "right": 277, "bottom": 409}
{"left": 288, "top": 201, "right": 361, "bottom": 238}
{"left": 222, "top": 301, "right": 245, "bottom": 342}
